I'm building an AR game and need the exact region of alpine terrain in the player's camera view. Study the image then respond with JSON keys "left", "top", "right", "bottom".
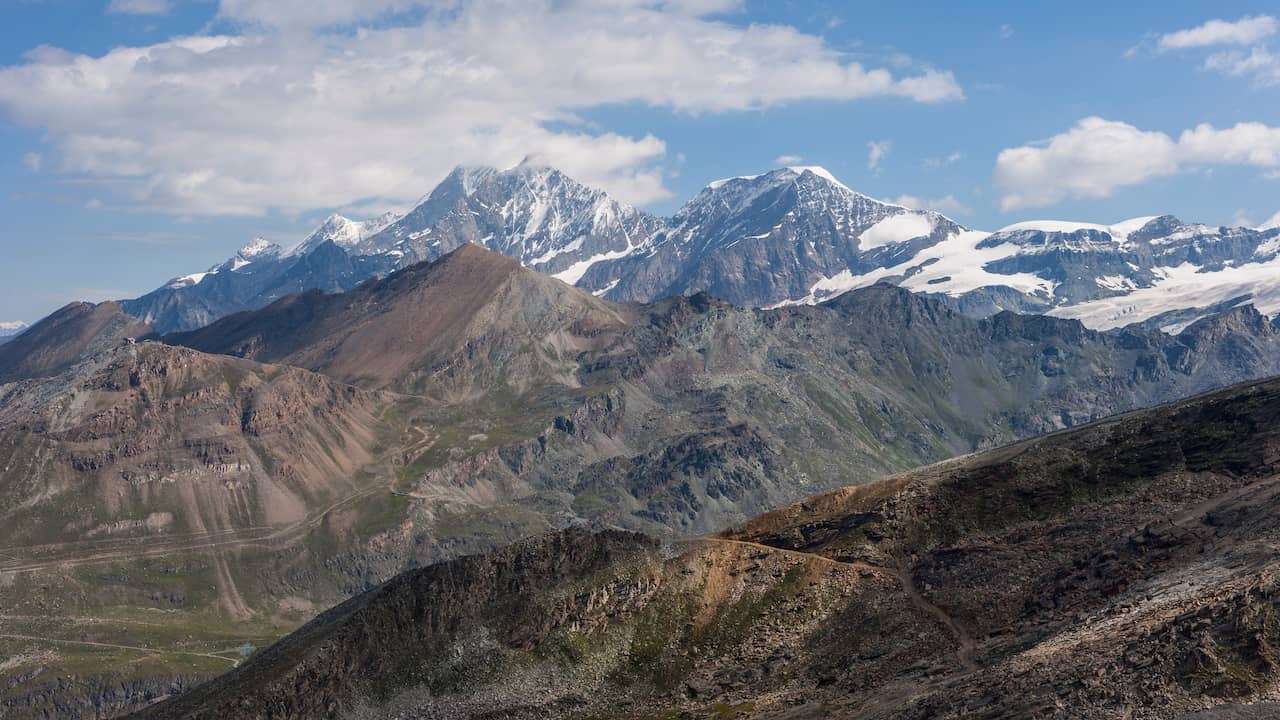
{"left": 6, "top": 245, "right": 1280, "bottom": 716}
{"left": 128, "top": 372, "right": 1280, "bottom": 719}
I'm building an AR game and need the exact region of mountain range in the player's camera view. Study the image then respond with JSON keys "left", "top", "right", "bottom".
{"left": 116, "top": 162, "right": 1280, "bottom": 337}
{"left": 8, "top": 244, "right": 1280, "bottom": 716}
{"left": 127, "top": 369, "right": 1280, "bottom": 720}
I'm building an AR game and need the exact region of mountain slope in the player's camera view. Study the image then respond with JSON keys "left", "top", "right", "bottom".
{"left": 167, "top": 243, "right": 630, "bottom": 394}
{"left": 129, "top": 373, "right": 1280, "bottom": 720}
{"left": 13, "top": 247, "right": 1280, "bottom": 716}
{"left": 578, "top": 167, "right": 965, "bottom": 305}
{"left": 167, "top": 245, "right": 1280, "bottom": 541}
{"left": 361, "top": 160, "right": 663, "bottom": 278}
{"left": 0, "top": 341, "right": 418, "bottom": 718}
{"left": 0, "top": 300, "right": 150, "bottom": 383}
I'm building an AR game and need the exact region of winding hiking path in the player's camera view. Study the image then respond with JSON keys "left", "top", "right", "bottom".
{"left": 0, "top": 633, "right": 239, "bottom": 668}
{"left": 706, "top": 537, "right": 978, "bottom": 673}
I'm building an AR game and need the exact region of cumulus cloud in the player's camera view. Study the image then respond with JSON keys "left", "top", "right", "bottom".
{"left": 995, "top": 117, "right": 1280, "bottom": 211}
{"left": 867, "top": 140, "right": 891, "bottom": 172}
{"left": 774, "top": 154, "right": 804, "bottom": 165}
{"left": 1150, "top": 16, "right": 1280, "bottom": 86}
{"left": 0, "top": 0, "right": 962, "bottom": 216}
{"left": 1261, "top": 210, "right": 1280, "bottom": 230}
{"left": 1157, "top": 15, "right": 1277, "bottom": 50}
{"left": 107, "top": 0, "right": 171, "bottom": 14}
{"left": 890, "top": 193, "right": 971, "bottom": 216}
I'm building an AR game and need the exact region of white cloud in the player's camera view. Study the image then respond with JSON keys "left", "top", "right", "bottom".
{"left": 1157, "top": 15, "right": 1277, "bottom": 50}
{"left": 890, "top": 193, "right": 971, "bottom": 216}
{"left": 1261, "top": 210, "right": 1280, "bottom": 230}
{"left": 923, "top": 151, "right": 961, "bottom": 169}
{"left": 999, "top": 24, "right": 1014, "bottom": 39}
{"left": 85, "top": 198, "right": 103, "bottom": 209}
{"left": 1151, "top": 16, "right": 1280, "bottom": 86}
{"left": 995, "top": 117, "right": 1280, "bottom": 211}
{"left": 0, "top": 1, "right": 962, "bottom": 216}
{"left": 216, "top": 0, "right": 422, "bottom": 28}
{"left": 22, "top": 152, "right": 42, "bottom": 172}
{"left": 1178, "top": 122, "right": 1280, "bottom": 166}
{"left": 867, "top": 140, "right": 891, "bottom": 172}
{"left": 773, "top": 154, "right": 803, "bottom": 165}
{"left": 107, "top": 0, "right": 170, "bottom": 15}
{"left": 1203, "top": 46, "right": 1280, "bottom": 85}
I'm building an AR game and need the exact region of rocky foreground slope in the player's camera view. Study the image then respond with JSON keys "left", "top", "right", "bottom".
{"left": 130, "top": 374, "right": 1280, "bottom": 719}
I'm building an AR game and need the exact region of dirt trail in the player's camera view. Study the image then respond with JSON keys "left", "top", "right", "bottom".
{"left": 0, "top": 633, "right": 239, "bottom": 667}
{"left": 1174, "top": 473, "right": 1280, "bottom": 527}
{"left": 0, "top": 482, "right": 388, "bottom": 575}
{"left": 705, "top": 537, "right": 979, "bottom": 673}
{"left": 891, "top": 566, "right": 978, "bottom": 672}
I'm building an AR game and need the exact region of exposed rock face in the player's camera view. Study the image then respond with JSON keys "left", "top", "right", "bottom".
{"left": 127, "top": 375, "right": 1280, "bottom": 720}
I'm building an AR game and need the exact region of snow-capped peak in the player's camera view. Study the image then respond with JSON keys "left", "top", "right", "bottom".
{"left": 705, "top": 166, "right": 850, "bottom": 193}
{"left": 237, "top": 237, "right": 281, "bottom": 259}
{"left": 784, "top": 165, "right": 851, "bottom": 191}
{"left": 290, "top": 210, "right": 404, "bottom": 256}
{"left": 0, "top": 320, "right": 28, "bottom": 336}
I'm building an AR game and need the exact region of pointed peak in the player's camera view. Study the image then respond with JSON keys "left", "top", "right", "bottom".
{"left": 320, "top": 212, "right": 354, "bottom": 226}
{"left": 237, "top": 237, "right": 281, "bottom": 259}
{"left": 783, "top": 165, "right": 848, "bottom": 189}
{"left": 510, "top": 154, "right": 554, "bottom": 172}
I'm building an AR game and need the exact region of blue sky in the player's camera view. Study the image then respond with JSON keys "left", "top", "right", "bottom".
{"left": 1, "top": 0, "right": 1279, "bottom": 324}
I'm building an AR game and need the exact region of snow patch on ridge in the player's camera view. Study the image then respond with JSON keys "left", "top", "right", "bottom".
{"left": 997, "top": 217, "right": 1158, "bottom": 244}
{"left": 1048, "top": 257, "right": 1280, "bottom": 330}
{"left": 859, "top": 214, "right": 934, "bottom": 250}
{"left": 789, "top": 229, "right": 1056, "bottom": 306}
